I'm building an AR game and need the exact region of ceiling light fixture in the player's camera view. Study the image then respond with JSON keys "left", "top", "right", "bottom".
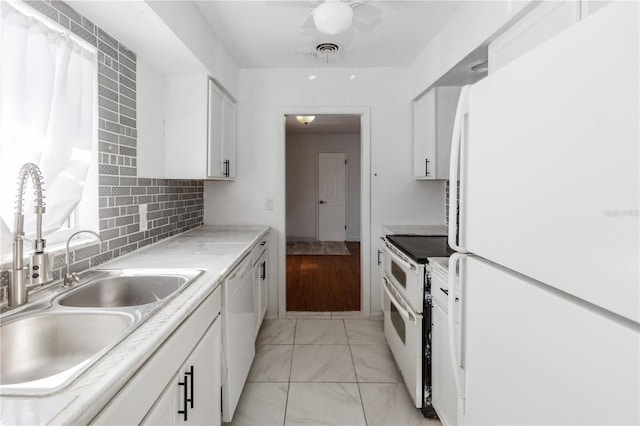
{"left": 313, "top": 0, "right": 353, "bottom": 35}
{"left": 296, "top": 116, "right": 316, "bottom": 125}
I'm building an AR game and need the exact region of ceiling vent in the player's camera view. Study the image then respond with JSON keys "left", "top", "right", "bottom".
{"left": 316, "top": 43, "right": 340, "bottom": 54}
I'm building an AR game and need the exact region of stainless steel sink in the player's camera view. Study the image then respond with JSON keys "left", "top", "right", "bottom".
{"left": 0, "top": 268, "right": 202, "bottom": 395}
{"left": 1, "top": 312, "right": 134, "bottom": 386}
{"left": 58, "top": 275, "right": 188, "bottom": 308}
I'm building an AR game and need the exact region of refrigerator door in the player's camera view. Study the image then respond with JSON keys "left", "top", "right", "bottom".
{"left": 455, "top": 255, "right": 639, "bottom": 425}
{"left": 455, "top": 2, "right": 639, "bottom": 321}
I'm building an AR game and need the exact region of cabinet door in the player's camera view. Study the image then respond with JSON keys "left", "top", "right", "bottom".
{"left": 431, "top": 302, "right": 457, "bottom": 426}
{"left": 165, "top": 75, "right": 208, "bottom": 179}
{"left": 222, "top": 99, "right": 237, "bottom": 178}
{"left": 207, "top": 80, "right": 225, "bottom": 178}
{"left": 184, "top": 317, "right": 221, "bottom": 425}
{"left": 253, "top": 259, "right": 261, "bottom": 338}
{"left": 413, "top": 90, "right": 436, "bottom": 179}
{"left": 258, "top": 252, "right": 268, "bottom": 325}
{"left": 143, "top": 372, "right": 181, "bottom": 425}
{"left": 143, "top": 317, "right": 222, "bottom": 426}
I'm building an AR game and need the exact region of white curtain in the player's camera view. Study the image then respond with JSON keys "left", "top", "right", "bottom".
{"left": 0, "top": 2, "right": 96, "bottom": 258}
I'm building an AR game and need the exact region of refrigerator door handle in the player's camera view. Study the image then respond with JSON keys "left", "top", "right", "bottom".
{"left": 448, "top": 85, "right": 470, "bottom": 254}
{"left": 448, "top": 253, "right": 466, "bottom": 414}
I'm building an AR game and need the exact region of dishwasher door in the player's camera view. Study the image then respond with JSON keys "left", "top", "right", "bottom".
{"left": 221, "top": 254, "right": 255, "bottom": 422}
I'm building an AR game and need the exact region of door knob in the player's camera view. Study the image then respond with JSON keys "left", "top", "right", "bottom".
{"left": 319, "top": 200, "right": 327, "bottom": 204}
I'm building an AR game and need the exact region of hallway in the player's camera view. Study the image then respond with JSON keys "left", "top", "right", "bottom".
{"left": 286, "top": 242, "right": 360, "bottom": 311}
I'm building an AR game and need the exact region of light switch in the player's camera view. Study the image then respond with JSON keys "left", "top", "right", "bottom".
{"left": 139, "top": 204, "right": 148, "bottom": 231}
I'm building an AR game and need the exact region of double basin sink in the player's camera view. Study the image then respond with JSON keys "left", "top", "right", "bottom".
{"left": 0, "top": 269, "right": 202, "bottom": 395}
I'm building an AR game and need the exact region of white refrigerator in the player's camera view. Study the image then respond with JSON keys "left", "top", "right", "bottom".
{"left": 446, "top": 3, "right": 639, "bottom": 425}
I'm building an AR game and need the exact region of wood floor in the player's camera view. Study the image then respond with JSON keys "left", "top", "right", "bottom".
{"left": 286, "top": 242, "right": 360, "bottom": 312}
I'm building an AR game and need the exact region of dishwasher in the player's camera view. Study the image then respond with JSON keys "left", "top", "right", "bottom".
{"left": 221, "top": 253, "right": 255, "bottom": 422}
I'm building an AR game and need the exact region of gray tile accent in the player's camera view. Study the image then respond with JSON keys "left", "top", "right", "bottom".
{"left": 81, "top": 16, "right": 95, "bottom": 33}
{"left": 24, "top": 0, "right": 59, "bottom": 22}
{"left": 119, "top": 55, "right": 136, "bottom": 74}
{"left": 58, "top": 13, "right": 69, "bottom": 29}
{"left": 99, "top": 40, "right": 118, "bottom": 60}
{"left": 98, "top": 67, "right": 118, "bottom": 85}
{"left": 50, "top": 1, "right": 81, "bottom": 26}
{"left": 119, "top": 44, "right": 135, "bottom": 62}
{"left": 98, "top": 28, "right": 117, "bottom": 49}
{"left": 70, "top": 20, "right": 96, "bottom": 45}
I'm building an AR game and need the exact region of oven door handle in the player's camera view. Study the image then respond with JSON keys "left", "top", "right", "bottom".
{"left": 383, "top": 276, "right": 415, "bottom": 323}
{"left": 383, "top": 242, "right": 417, "bottom": 271}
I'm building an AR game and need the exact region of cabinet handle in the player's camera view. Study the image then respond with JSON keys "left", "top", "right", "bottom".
{"left": 425, "top": 158, "right": 431, "bottom": 177}
{"left": 261, "top": 260, "right": 266, "bottom": 280}
{"left": 440, "top": 287, "right": 458, "bottom": 301}
{"left": 260, "top": 240, "right": 266, "bottom": 246}
{"left": 186, "top": 365, "right": 194, "bottom": 409}
{"left": 223, "top": 159, "right": 230, "bottom": 177}
{"left": 178, "top": 376, "right": 188, "bottom": 421}
{"left": 377, "top": 250, "right": 382, "bottom": 266}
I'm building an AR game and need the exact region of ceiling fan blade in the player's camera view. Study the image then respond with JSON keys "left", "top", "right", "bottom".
{"left": 302, "top": 12, "right": 315, "bottom": 30}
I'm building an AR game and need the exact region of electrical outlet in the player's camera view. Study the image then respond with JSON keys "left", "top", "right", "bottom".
{"left": 265, "top": 198, "right": 273, "bottom": 210}
{"left": 139, "top": 203, "right": 148, "bottom": 231}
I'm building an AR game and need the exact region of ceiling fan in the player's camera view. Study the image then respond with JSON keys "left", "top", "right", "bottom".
{"left": 307, "top": 0, "right": 381, "bottom": 35}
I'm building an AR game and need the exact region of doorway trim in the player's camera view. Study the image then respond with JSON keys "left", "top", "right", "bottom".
{"left": 277, "top": 106, "right": 371, "bottom": 317}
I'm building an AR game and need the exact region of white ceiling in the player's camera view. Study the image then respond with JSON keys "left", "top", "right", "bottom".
{"left": 194, "top": 1, "right": 463, "bottom": 68}
{"left": 286, "top": 114, "right": 361, "bottom": 134}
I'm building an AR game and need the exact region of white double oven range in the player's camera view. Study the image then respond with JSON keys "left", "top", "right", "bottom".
{"left": 381, "top": 234, "right": 452, "bottom": 418}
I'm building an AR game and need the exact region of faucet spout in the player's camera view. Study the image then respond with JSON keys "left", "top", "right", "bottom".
{"left": 64, "top": 230, "right": 103, "bottom": 287}
{"left": 9, "top": 163, "right": 49, "bottom": 307}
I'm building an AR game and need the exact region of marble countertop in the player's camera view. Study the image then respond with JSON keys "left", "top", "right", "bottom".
{"left": 380, "top": 224, "right": 448, "bottom": 236}
{"left": 0, "top": 225, "right": 270, "bottom": 425}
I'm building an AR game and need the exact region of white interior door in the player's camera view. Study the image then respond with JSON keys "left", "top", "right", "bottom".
{"left": 318, "top": 152, "right": 346, "bottom": 241}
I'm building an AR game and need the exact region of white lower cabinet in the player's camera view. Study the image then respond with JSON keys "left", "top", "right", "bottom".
{"left": 94, "top": 287, "right": 222, "bottom": 425}
{"left": 143, "top": 318, "right": 221, "bottom": 425}
{"left": 431, "top": 268, "right": 457, "bottom": 426}
{"left": 252, "top": 240, "right": 268, "bottom": 338}
{"left": 431, "top": 301, "right": 457, "bottom": 426}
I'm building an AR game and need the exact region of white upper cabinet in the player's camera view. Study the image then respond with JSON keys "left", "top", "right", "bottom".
{"left": 413, "top": 86, "right": 462, "bottom": 180}
{"left": 161, "top": 75, "right": 236, "bottom": 180}
{"left": 208, "top": 81, "right": 236, "bottom": 179}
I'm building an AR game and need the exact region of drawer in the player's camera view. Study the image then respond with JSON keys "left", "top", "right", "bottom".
{"left": 430, "top": 266, "right": 451, "bottom": 312}
{"left": 251, "top": 239, "right": 268, "bottom": 266}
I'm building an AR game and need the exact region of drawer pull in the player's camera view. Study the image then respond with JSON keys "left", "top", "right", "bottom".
{"left": 440, "top": 287, "right": 458, "bottom": 301}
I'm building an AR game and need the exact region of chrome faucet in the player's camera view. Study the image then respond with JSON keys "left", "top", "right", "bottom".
{"left": 8, "top": 163, "right": 52, "bottom": 307}
{"left": 64, "top": 230, "right": 103, "bottom": 287}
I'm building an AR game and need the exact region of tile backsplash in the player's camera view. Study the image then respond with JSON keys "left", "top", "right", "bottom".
{"left": 445, "top": 180, "right": 460, "bottom": 226}
{"left": 0, "top": 0, "right": 204, "bottom": 303}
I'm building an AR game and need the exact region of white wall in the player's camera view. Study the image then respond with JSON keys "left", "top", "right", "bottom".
{"left": 204, "top": 67, "right": 446, "bottom": 316}
{"left": 409, "top": 0, "right": 533, "bottom": 98}
{"left": 286, "top": 133, "right": 361, "bottom": 242}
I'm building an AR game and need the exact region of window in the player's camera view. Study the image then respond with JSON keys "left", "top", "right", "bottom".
{"left": 0, "top": 1, "right": 98, "bottom": 262}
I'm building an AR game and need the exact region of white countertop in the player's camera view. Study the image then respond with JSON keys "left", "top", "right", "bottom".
{"left": 380, "top": 224, "right": 448, "bottom": 236}
{"left": 0, "top": 225, "right": 270, "bottom": 425}
{"left": 429, "top": 257, "right": 449, "bottom": 276}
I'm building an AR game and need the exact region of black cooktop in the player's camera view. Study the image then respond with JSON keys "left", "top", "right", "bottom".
{"left": 386, "top": 234, "right": 454, "bottom": 264}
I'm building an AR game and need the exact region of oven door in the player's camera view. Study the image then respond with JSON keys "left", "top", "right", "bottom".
{"left": 382, "top": 275, "right": 423, "bottom": 408}
{"left": 383, "top": 241, "right": 425, "bottom": 313}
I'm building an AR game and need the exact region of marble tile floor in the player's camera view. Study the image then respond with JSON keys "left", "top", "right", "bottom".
{"left": 227, "top": 318, "right": 442, "bottom": 426}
